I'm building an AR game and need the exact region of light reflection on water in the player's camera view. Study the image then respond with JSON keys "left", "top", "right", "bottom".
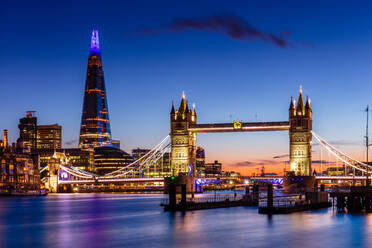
{"left": 0, "top": 193, "right": 372, "bottom": 248}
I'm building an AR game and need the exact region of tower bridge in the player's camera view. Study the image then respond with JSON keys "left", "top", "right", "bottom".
{"left": 41, "top": 87, "right": 372, "bottom": 192}
{"left": 170, "top": 87, "right": 312, "bottom": 177}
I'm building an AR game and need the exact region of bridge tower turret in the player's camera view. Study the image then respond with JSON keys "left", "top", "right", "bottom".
{"left": 170, "top": 92, "right": 197, "bottom": 176}
{"left": 289, "top": 86, "right": 312, "bottom": 176}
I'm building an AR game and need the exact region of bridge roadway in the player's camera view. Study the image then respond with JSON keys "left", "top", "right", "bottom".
{"left": 188, "top": 121, "right": 289, "bottom": 133}
{"left": 58, "top": 177, "right": 239, "bottom": 185}
{"left": 58, "top": 175, "right": 370, "bottom": 185}
{"left": 250, "top": 176, "right": 371, "bottom": 180}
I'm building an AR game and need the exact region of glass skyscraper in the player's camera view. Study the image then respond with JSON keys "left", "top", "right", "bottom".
{"left": 79, "top": 30, "right": 112, "bottom": 150}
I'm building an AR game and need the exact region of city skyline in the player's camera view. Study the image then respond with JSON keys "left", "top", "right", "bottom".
{"left": 2, "top": 1, "right": 372, "bottom": 175}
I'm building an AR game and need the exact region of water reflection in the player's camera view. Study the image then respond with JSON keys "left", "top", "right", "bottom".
{"left": 0, "top": 194, "right": 372, "bottom": 247}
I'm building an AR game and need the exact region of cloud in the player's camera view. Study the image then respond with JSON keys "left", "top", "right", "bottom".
{"left": 235, "top": 161, "right": 255, "bottom": 167}
{"left": 132, "top": 13, "right": 307, "bottom": 48}
{"left": 312, "top": 160, "right": 333, "bottom": 164}
{"left": 273, "top": 154, "right": 289, "bottom": 159}
{"left": 234, "top": 159, "right": 283, "bottom": 167}
{"left": 265, "top": 172, "right": 278, "bottom": 176}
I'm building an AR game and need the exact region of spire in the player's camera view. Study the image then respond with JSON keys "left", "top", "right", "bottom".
{"left": 185, "top": 100, "right": 190, "bottom": 113}
{"left": 171, "top": 100, "right": 175, "bottom": 114}
{"left": 90, "top": 30, "right": 100, "bottom": 55}
{"left": 305, "top": 96, "right": 312, "bottom": 115}
{"left": 296, "top": 86, "right": 305, "bottom": 115}
{"left": 178, "top": 91, "right": 187, "bottom": 116}
{"left": 192, "top": 103, "right": 196, "bottom": 115}
{"left": 305, "top": 96, "right": 311, "bottom": 109}
{"left": 289, "top": 96, "right": 294, "bottom": 110}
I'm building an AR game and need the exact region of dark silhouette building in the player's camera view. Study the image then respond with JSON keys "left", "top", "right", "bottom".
{"left": 18, "top": 111, "right": 37, "bottom": 149}
{"left": 79, "top": 30, "right": 112, "bottom": 150}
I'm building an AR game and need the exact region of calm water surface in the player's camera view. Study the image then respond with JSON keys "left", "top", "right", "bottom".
{"left": 1, "top": 193, "right": 372, "bottom": 248}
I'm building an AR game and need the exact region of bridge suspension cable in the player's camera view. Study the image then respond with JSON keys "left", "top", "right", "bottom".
{"left": 106, "top": 143, "right": 171, "bottom": 178}
{"left": 99, "top": 135, "right": 170, "bottom": 178}
{"left": 50, "top": 135, "right": 171, "bottom": 181}
{"left": 312, "top": 131, "right": 372, "bottom": 174}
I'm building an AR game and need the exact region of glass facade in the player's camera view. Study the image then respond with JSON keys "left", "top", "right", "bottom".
{"left": 37, "top": 124, "right": 62, "bottom": 149}
{"left": 79, "top": 30, "right": 112, "bottom": 150}
{"left": 94, "top": 147, "right": 134, "bottom": 175}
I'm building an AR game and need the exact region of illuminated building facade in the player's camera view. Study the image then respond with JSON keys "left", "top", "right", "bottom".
{"left": 0, "top": 130, "right": 40, "bottom": 194}
{"left": 132, "top": 148, "right": 171, "bottom": 177}
{"left": 94, "top": 147, "right": 134, "bottom": 175}
{"left": 170, "top": 92, "right": 197, "bottom": 176}
{"left": 37, "top": 148, "right": 94, "bottom": 172}
{"left": 289, "top": 87, "right": 312, "bottom": 176}
{"left": 37, "top": 124, "right": 62, "bottom": 149}
{"left": 18, "top": 111, "right": 37, "bottom": 149}
{"left": 205, "top": 160, "right": 222, "bottom": 177}
{"left": 79, "top": 30, "right": 112, "bottom": 150}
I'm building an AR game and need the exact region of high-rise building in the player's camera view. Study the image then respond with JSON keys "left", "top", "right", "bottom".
{"left": 37, "top": 124, "right": 62, "bottom": 149}
{"left": 196, "top": 147, "right": 205, "bottom": 177}
{"left": 79, "top": 30, "right": 112, "bottom": 150}
{"left": 18, "top": 111, "right": 37, "bottom": 149}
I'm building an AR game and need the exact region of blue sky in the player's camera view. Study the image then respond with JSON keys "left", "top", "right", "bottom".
{"left": 1, "top": 0, "right": 372, "bottom": 174}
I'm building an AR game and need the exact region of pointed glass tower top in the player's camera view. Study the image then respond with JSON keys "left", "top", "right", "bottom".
{"left": 90, "top": 30, "right": 100, "bottom": 55}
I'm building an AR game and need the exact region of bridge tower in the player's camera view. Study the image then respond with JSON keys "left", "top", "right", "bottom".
{"left": 170, "top": 92, "right": 197, "bottom": 176}
{"left": 289, "top": 86, "right": 312, "bottom": 176}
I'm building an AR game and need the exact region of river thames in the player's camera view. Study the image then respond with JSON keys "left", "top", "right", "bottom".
{"left": 1, "top": 193, "right": 372, "bottom": 248}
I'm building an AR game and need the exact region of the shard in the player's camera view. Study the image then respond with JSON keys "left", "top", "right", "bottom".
{"left": 79, "top": 30, "right": 112, "bottom": 150}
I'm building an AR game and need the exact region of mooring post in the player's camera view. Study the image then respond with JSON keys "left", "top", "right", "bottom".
{"left": 267, "top": 184, "right": 273, "bottom": 208}
{"left": 245, "top": 186, "right": 250, "bottom": 196}
{"left": 320, "top": 184, "right": 325, "bottom": 192}
{"left": 181, "top": 184, "right": 187, "bottom": 208}
{"left": 169, "top": 183, "right": 176, "bottom": 210}
{"left": 253, "top": 184, "right": 259, "bottom": 205}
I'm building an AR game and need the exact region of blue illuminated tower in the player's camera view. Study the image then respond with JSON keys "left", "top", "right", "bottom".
{"left": 79, "top": 30, "right": 112, "bottom": 150}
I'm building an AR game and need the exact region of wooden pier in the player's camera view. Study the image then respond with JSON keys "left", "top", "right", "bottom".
{"left": 258, "top": 184, "right": 331, "bottom": 214}
{"left": 331, "top": 186, "right": 372, "bottom": 213}
{"left": 162, "top": 184, "right": 259, "bottom": 212}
